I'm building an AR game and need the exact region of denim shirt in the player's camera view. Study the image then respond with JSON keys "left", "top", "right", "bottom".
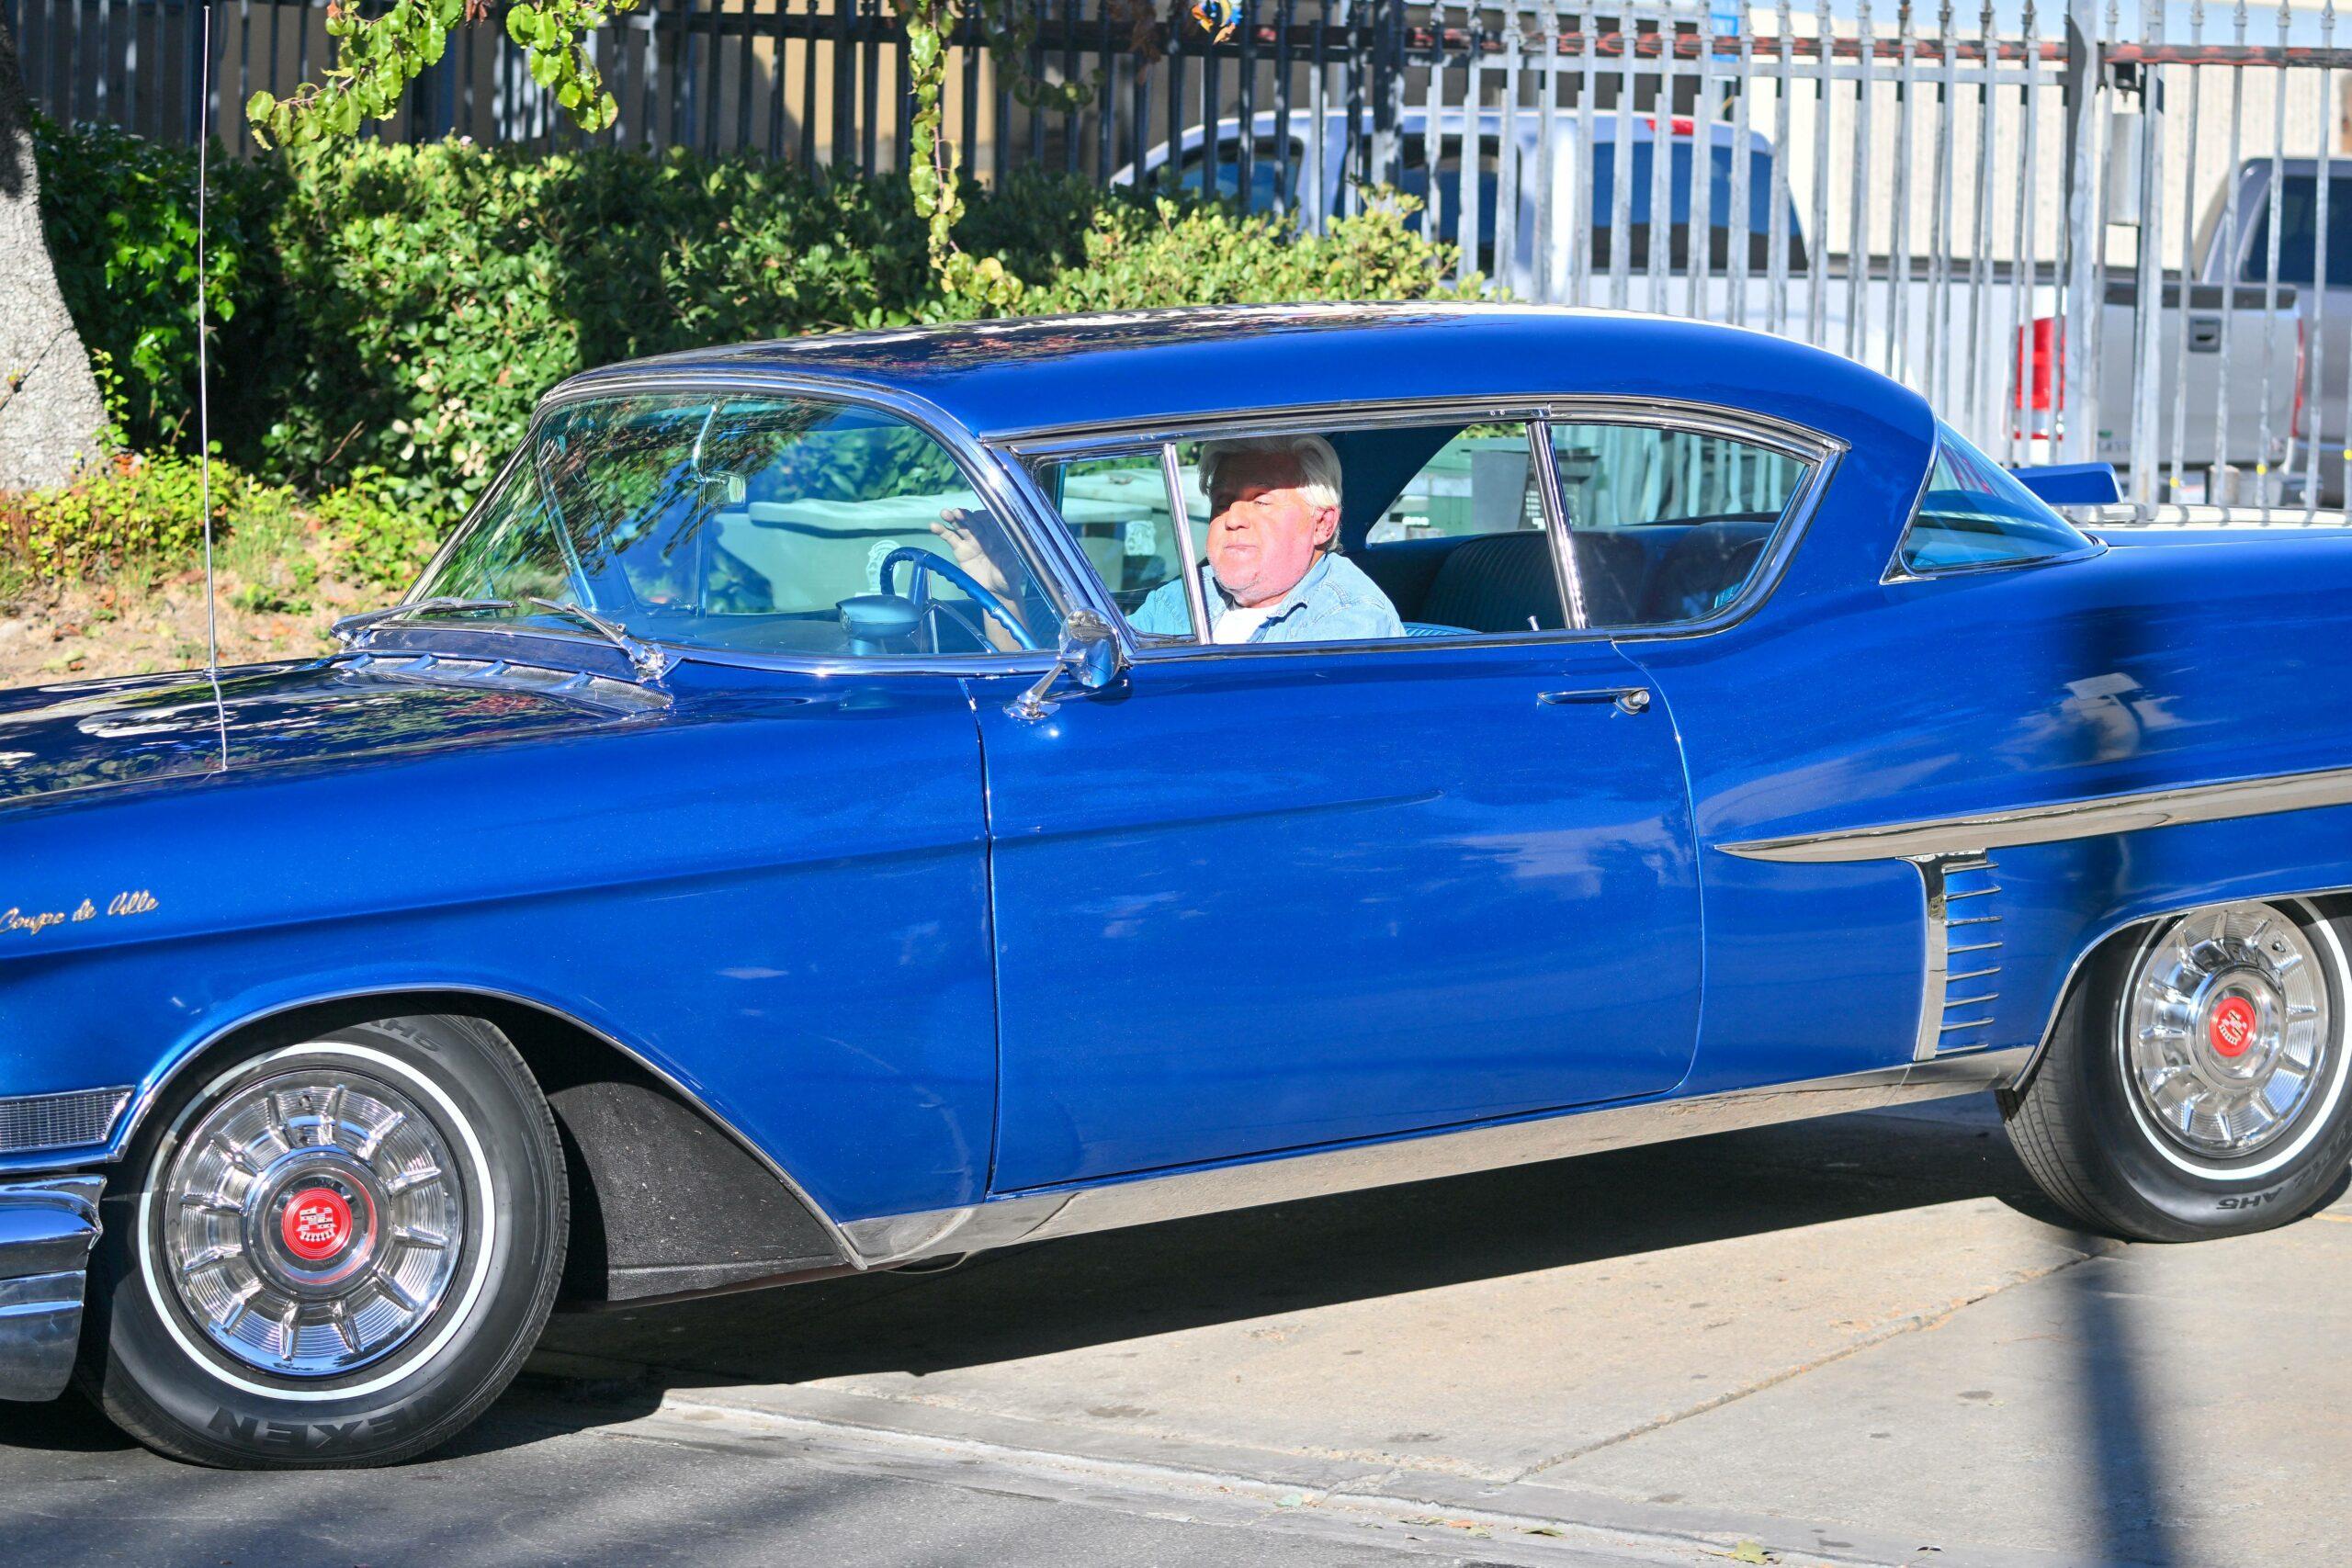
{"left": 1127, "top": 552, "right": 1404, "bottom": 645}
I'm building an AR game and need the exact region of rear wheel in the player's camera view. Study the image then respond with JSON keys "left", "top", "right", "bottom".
{"left": 77, "top": 1015, "right": 566, "bottom": 1467}
{"left": 2005, "top": 898, "right": 2352, "bottom": 1241}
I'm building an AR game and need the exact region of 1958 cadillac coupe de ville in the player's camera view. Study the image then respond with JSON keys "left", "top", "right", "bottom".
{"left": 5, "top": 304, "right": 2351, "bottom": 1468}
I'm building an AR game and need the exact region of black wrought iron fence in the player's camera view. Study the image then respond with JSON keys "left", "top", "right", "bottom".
{"left": 2, "top": 0, "right": 1423, "bottom": 195}
{"left": 17, "top": 0, "right": 2352, "bottom": 512}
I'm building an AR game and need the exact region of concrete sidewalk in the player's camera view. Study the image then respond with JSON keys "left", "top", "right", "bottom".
{"left": 536, "top": 1095, "right": 2352, "bottom": 1566}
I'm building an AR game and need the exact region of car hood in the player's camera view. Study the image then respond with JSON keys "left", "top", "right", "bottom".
{"left": 0, "top": 651, "right": 664, "bottom": 808}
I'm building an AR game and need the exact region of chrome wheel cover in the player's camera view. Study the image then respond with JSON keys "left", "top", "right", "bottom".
{"left": 158, "top": 1069, "right": 468, "bottom": 1378}
{"left": 2123, "top": 901, "right": 2335, "bottom": 1161}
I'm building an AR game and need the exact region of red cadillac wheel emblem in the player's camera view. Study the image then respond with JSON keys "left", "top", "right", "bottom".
{"left": 280, "top": 1188, "right": 355, "bottom": 1263}
{"left": 2209, "top": 995, "right": 2260, "bottom": 1059}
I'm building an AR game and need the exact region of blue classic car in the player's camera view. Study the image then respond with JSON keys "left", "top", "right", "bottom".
{"left": 4, "top": 304, "right": 2349, "bottom": 1468}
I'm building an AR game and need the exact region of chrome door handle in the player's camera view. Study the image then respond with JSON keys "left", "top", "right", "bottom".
{"left": 1538, "top": 686, "right": 1651, "bottom": 715}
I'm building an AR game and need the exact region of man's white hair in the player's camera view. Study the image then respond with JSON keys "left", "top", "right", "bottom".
{"left": 1198, "top": 434, "right": 1343, "bottom": 516}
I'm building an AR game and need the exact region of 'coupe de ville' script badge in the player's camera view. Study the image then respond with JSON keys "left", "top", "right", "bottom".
{"left": 1, "top": 889, "right": 161, "bottom": 938}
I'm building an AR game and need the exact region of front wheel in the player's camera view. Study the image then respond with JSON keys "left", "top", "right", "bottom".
{"left": 2005, "top": 897, "right": 2352, "bottom": 1241}
{"left": 77, "top": 1015, "right": 567, "bottom": 1467}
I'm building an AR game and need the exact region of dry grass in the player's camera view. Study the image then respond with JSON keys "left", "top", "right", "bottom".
{"left": 0, "top": 533, "right": 390, "bottom": 691}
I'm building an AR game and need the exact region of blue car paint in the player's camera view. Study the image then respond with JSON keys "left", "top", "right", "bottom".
{"left": 0, "top": 654, "right": 1001, "bottom": 1221}
{"left": 1630, "top": 518, "right": 2352, "bottom": 1092}
{"left": 3, "top": 305, "right": 2348, "bottom": 1242}
{"left": 971, "top": 638, "right": 1701, "bottom": 1190}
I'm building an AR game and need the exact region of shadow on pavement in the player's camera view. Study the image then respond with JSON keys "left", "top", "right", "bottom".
{"left": 0, "top": 1383, "right": 135, "bottom": 1456}
{"left": 531, "top": 1096, "right": 2043, "bottom": 1403}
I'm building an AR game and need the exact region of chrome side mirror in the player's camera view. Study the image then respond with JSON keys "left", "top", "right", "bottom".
{"left": 1010, "top": 611, "right": 1125, "bottom": 721}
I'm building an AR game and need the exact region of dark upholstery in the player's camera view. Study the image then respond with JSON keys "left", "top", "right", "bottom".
{"left": 1639, "top": 521, "right": 1773, "bottom": 624}
{"left": 1562, "top": 534, "right": 1648, "bottom": 626}
{"left": 1416, "top": 534, "right": 1566, "bottom": 633}
{"left": 1413, "top": 531, "right": 1649, "bottom": 634}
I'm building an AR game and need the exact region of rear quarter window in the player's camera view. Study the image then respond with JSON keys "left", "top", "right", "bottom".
{"left": 1894, "top": 427, "right": 2098, "bottom": 576}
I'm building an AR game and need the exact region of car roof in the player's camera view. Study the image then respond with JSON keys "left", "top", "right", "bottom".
{"left": 553, "top": 302, "right": 1928, "bottom": 449}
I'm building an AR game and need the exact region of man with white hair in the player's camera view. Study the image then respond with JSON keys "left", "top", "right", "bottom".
{"left": 930, "top": 433, "right": 1400, "bottom": 647}
{"left": 1126, "top": 434, "right": 1402, "bottom": 644}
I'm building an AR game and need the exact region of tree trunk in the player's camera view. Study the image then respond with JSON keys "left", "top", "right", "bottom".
{"left": 0, "top": 14, "right": 106, "bottom": 492}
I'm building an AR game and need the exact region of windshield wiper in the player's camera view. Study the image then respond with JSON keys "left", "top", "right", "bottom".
{"left": 331, "top": 596, "right": 514, "bottom": 643}
{"left": 527, "top": 597, "right": 674, "bottom": 685}
{"left": 332, "top": 593, "right": 672, "bottom": 689}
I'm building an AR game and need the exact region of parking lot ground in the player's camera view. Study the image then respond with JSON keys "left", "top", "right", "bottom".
{"left": 4, "top": 1095, "right": 2346, "bottom": 1566}
{"left": 537, "top": 1094, "right": 2352, "bottom": 1566}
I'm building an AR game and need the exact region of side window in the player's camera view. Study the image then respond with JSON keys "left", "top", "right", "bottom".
{"left": 1365, "top": 425, "right": 1546, "bottom": 544}
{"left": 1360, "top": 423, "right": 1569, "bottom": 637}
{"left": 1547, "top": 421, "right": 1809, "bottom": 626}
{"left": 1041, "top": 451, "right": 1199, "bottom": 644}
{"left": 1894, "top": 426, "right": 2096, "bottom": 576}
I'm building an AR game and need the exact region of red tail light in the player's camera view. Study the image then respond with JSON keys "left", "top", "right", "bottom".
{"left": 2013, "top": 316, "right": 2063, "bottom": 442}
{"left": 1640, "top": 116, "right": 1698, "bottom": 137}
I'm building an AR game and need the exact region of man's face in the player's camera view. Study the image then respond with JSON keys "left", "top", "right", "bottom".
{"left": 1205, "top": 451, "right": 1339, "bottom": 608}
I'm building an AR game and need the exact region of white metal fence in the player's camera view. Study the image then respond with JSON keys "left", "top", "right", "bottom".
{"left": 1381, "top": 2, "right": 2351, "bottom": 509}
{"left": 17, "top": 0, "right": 2352, "bottom": 510}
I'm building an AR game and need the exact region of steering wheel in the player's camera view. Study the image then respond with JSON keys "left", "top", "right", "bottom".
{"left": 876, "top": 547, "right": 1037, "bottom": 651}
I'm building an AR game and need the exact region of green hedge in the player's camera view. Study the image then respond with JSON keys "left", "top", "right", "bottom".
{"left": 31, "top": 126, "right": 1470, "bottom": 559}
{"left": 32, "top": 119, "right": 285, "bottom": 454}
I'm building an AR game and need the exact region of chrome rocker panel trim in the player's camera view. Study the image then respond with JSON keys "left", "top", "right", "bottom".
{"left": 844, "top": 1049, "right": 2029, "bottom": 1267}
{"left": 1720, "top": 763, "right": 2352, "bottom": 864}
{"left": 0, "top": 1174, "right": 105, "bottom": 1402}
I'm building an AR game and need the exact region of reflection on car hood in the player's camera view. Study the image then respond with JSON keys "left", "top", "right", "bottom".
{"left": 0, "top": 654, "right": 661, "bottom": 808}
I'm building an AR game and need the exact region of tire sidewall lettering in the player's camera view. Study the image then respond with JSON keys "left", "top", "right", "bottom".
{"left": 2086, "top": 899, "right": 2352, "bottom": 1235}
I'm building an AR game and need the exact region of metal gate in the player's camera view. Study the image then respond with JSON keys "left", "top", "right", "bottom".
{"left": 13, "top": 0, "right": 2352, "bottom": 510}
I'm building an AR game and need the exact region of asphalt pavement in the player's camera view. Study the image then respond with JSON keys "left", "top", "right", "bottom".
{"left": 4, "top": 1095, "right": 2346, "bottom": 1567}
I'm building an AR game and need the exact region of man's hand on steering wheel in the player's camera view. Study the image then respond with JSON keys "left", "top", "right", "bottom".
{"left": 930, "top": 510, "right": 1019, "bottom": 602}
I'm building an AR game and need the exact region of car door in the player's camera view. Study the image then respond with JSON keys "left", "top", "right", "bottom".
{"left": 967, "top": 414, "right": 1707, "bottom": 1192}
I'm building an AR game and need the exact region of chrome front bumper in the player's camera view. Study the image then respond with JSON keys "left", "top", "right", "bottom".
{"left": 0, "top": 1175, "right": 104, "bottom": 1402}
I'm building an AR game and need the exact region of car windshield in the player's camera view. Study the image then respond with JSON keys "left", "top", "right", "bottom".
{"left": 410, "top": 391, "right": 1057, "bottom": 660}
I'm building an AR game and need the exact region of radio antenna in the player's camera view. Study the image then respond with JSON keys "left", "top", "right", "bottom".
{"left": 196, "top": 0, "right": 226, "bottom": 767}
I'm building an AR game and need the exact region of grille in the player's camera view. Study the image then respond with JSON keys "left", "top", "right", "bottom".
{"left": 0, "top": 1086, "right": 133, "bottom": 1154}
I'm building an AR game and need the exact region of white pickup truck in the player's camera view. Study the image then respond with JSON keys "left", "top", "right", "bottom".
{"left": 1119, "top": 111, "right": 2298, "bottom": 492}
{"left": 2132, "top": 156, "right": 2352, "bottom": 504}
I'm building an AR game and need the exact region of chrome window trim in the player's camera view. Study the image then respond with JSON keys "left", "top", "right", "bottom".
{"left": 1721, "top": 761, "right": 2352, "bottom": 864}
{"left": 991, "top": 396, "right": 1847, "bottom": 660}
{"left": 842, "top": 1046, "right": 2029, "bottom": 1267}
{"left": 401, "top": 370, "right": 1076, "bottom": 678}
{"left": 1528, "top": 418, "right": 1590, "bottom": 629}
{"left": 1159, "top": 441, "right": 1216, "bottom": 642}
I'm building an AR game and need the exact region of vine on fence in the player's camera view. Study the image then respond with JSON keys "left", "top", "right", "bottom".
{"left": 243, "top": 0, "right": 1189, "bottom": 298}
{"left": 248, "top": 0, "right": 631, "bottom": 147}
{"left": 898, "top": 0, "right": 1151, "bottom": 300}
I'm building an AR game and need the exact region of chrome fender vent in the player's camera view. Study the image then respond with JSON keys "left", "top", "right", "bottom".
{"left": 1914, "top": 854, "right": 2004, "bottom": 1061}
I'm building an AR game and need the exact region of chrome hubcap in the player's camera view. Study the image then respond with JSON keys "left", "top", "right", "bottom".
{"left": 160, "top": 1070, "right": 466, "bottom": 1377}
{"left": 2124, "top": 902, "right": 2334, "bottom": 1159}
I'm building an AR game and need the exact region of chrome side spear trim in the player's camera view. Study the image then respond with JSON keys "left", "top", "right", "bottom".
{"left": 1722, "top": 763, "right": 2352, "bottom": 864}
